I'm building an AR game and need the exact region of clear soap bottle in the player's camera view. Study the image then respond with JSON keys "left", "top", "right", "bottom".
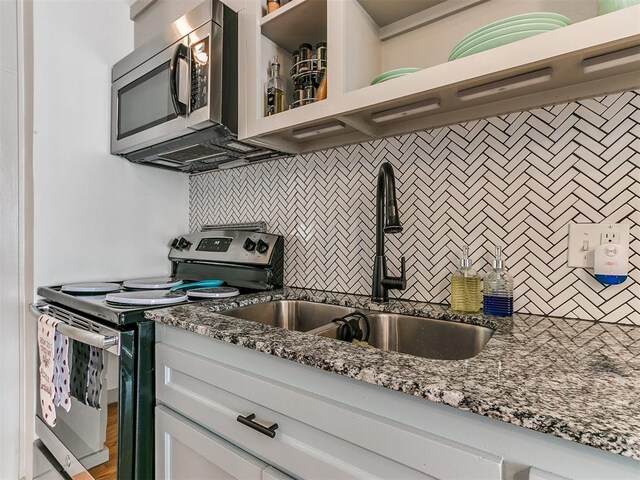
{"left": 483, "top": 246, "right": 514, "bottom": 317}
{"left": 450, "top": 246, "right": 482, "bottom": 313}
{"left": 264, "top": 57, "right": 285, "bottom": 116}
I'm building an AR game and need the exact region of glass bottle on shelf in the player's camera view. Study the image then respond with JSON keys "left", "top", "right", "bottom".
{"left": 265, "top": 57, "right": 285, "bottom": 116}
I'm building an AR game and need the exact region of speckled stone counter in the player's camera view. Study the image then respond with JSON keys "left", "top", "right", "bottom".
{"left": 145, "top": 287, "right": 640, "bottom": 459}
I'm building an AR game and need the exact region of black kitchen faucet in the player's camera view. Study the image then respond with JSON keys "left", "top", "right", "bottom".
{"left": 371, "top": 162, "right": 406, "bottom": 303}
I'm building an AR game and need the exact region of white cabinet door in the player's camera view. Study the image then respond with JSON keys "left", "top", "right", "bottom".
{"left": 156, "top": 405, "right": 267, "bottom": 480}
{"left": 528, "top": 467, "right": 571, "bottom": 480}
{"left": 261, "top": 467, "right": 293, "bottom": 480}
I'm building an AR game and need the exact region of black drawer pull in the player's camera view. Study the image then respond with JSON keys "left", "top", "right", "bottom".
{"left": 237, "top": 413, "right": 278, "bottom": 438}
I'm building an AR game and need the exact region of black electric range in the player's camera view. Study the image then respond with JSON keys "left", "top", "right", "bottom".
{"left": 32, "top": 230, "right": 284, "bottom": 480}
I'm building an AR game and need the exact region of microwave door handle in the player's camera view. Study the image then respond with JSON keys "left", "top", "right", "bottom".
{"left": 170, "top": 43, "right": 189, "bottom": 116}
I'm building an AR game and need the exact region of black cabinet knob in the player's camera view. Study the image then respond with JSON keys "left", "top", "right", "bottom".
{"left": 243, "top": 238, "right": 256, "bottom": 252}
{"left": 256, "top": 240, "right": 269, "bottom": 254}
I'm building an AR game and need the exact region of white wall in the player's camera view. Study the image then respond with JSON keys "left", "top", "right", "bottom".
{"left": 33, "top": 0, "right": 190, "bottom": 288}
{"left": 1, "top": 1, "right": 25, "bottom": 477}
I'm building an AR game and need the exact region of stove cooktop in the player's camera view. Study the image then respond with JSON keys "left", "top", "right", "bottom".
{"left": 37, "top": 280, "right": 254, "bottom": 326}
{"left": 36, "top": 230, "right": 284, "bottom": 325}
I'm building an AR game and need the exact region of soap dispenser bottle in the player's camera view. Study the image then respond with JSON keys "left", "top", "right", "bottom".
{"left": 483, "top": 246, "right": 514, "bottom": 317}
{"left": 450, "top": 246, "right": 482, "bottom": 313}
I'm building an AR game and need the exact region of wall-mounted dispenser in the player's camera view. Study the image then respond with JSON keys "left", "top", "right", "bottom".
{"left": 567, "top": 223, "right": 630, "bottom": 286}
{"left": 594, "top": 243, "right": 629, "bottom": 285}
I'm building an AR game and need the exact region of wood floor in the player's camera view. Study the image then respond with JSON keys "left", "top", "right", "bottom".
{"left": 87, "top": 402, "right": 118, "bottom": 480}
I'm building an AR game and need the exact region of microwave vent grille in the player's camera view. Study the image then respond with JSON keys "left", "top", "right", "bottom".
{"left": 184, "top": 155, "right": 235, "bottom": 173}
{"left": 159, "top": 144, "right": 226, "bottom": 162}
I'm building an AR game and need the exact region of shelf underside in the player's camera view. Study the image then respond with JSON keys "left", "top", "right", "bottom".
{"left": 357, "top": 0, "right": 447, "bottom": 27}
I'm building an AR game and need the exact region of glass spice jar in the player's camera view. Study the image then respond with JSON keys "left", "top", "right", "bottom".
{"left": 291, "top": 50, "right": 299, "bottom": 77}
{"left": 298, "top": 43, "right": 313, "bottom": 74}
{"left": 303, "top": 78, "right": 315, "bottom": 105}
{"left": 266, "top": 0, "right": 280, "bottom": 14}
{"left": 315, "top": 42, "right": 327, "bottom": 72}
{"left": 292, "top": 82, "right": 305, "bottom": 108}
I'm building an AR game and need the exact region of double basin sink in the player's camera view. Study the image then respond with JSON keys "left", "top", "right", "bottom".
{"left": 223, "top": 300, "right": 494, "bottom": 360}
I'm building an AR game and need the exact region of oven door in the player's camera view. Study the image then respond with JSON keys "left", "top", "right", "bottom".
{"left": 111, "top": 36, "right": 192, "bottom": 155}
{"left": 31, "top": 303, "right": 121, "bottom": 480}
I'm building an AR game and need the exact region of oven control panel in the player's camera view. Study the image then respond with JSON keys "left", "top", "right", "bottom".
{"left": 196, "top": 237, "right": 232, "bottom": 252}
{"left": 169, "top": 230, "right": 283, "bottom": 266}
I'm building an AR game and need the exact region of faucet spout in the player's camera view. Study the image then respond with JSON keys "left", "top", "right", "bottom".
{"left": 372, "top": 162, "right": 407, "bottom": 303}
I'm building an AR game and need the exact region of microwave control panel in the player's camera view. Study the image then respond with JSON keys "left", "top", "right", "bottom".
{"left": 190, "top": 36, "right": 209, "bottom": 112}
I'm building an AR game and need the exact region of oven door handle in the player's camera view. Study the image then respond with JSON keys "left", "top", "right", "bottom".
{"left": 29, "top": 303, "right": 119, "bottom": 351}
{"left": 169, "top": 42, "right": 189, "bottom": 117}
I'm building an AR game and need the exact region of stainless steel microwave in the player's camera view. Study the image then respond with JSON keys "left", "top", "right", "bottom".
{"left": 111, "top": 0, "right": 282, "bottom": 173}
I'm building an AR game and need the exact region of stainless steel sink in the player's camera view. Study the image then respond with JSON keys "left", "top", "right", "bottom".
{"left": 223, "top": 300, "right": 494, "bottom": 360}
{"left": 364, "top": 313, "right": 493, "bottom": 360}
{"left": 222, "top": 300, "right": 356, "bottom": 332}
{"left": 316, "top": 313, "right": 494, "bottom": 360}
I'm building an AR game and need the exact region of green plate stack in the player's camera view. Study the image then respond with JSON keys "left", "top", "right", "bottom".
{"left": 370, "top": 68, "right": 422, "bottom": 85}
{"left": 448, "top": 12, "right": 572, "bottom": 61}
{"left": 598, "top": 0, "right": 640, "bottom": 15}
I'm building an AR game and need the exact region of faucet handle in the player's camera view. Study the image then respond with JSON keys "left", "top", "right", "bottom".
{"left": 399, "top": 256, "right": 406, "bottom": 290}
{"left": 381, "top": 256, "right": 406, "bottom": 291}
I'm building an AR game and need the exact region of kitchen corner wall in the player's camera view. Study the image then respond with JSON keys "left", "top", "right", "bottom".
{"left": 191, "top": 90, "right": 640, "bottom": 325}
{"left": 33, "top": 0, "right": 189, "bottom": 287}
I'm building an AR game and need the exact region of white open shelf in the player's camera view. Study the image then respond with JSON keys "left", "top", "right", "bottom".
{"left": 344, "top": 0, "right": 599, "bottom": 92}
{"left": 357, "top": 0, "right": 485, "bottom": 40}
{"left": 260, "top": 0, "right": 327, "bottom": 52}
{"left": 240, "top": 1, "right": 640, "bottom": 154}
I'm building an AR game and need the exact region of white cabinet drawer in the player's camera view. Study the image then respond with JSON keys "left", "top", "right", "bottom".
{"left": 156, "top": 405, "right": 267, "bottom": 480}
{"left": 156, "top": 343, "right": 502, "bottom": 480}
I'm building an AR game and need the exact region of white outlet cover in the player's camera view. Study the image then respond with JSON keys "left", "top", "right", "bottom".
{"left": 567, "top": 223, "right": 630, "bottom": 268}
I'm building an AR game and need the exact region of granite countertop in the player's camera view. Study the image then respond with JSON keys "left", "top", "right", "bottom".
{"left": 145, "top": 287, "right": 640, "bottom": 459}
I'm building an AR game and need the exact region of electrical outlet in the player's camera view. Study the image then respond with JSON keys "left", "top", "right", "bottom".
{"left": 567, "top": 223, "right": 630, "bottom": 268}
{"left": 601, "top": 231, "right": 620, "bottom": 244}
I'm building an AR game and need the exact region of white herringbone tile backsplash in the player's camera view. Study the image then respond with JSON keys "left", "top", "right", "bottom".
{"left": 191, "top": 90, "right": 640, "bottom": 325}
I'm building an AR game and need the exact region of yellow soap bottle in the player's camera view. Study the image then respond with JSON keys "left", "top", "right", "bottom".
{"left": 450, "top": 245, "right": 482, "bottom": 313}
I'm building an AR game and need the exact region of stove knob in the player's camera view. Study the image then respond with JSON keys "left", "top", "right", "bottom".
{"left": 243, "top": 238, "right": 256, "bottom": 252}
{"left": 177, "top": 237, "right": 192, "bottom": 250}
{"left": 171, "top": 237, "right": 182, "bottom": 249}
{"left": 256, "top": 240, "right": 269, "bottom": 254}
